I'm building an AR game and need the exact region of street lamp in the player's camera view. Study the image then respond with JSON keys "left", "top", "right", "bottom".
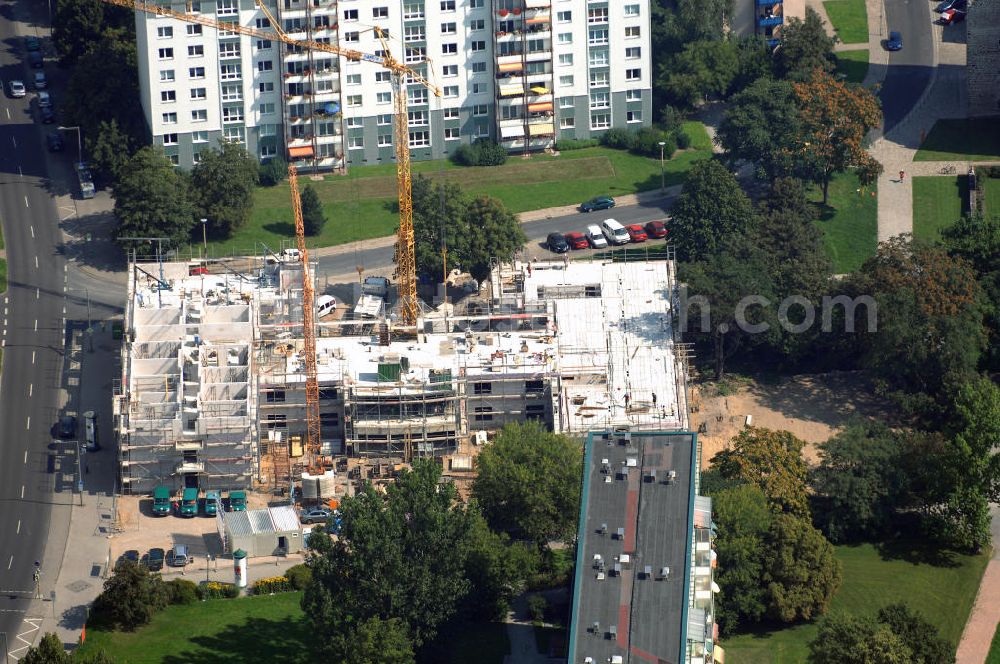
{"left": 59, "top": 125, "right": 83, "bottom": 166}
{"left": 658, "top": 141, "right": 666, "bottom": 193}
{"left": 200, "top": 218, "right": 208, "bottom": 258}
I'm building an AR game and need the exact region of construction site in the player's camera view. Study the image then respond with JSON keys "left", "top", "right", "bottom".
{"left": 114, "top": 252, "right": 690, "bottom": 497}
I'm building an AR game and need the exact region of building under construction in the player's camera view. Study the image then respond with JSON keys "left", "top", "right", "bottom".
{"left": 115, "top": 253, "right": 689, "bottom": 494}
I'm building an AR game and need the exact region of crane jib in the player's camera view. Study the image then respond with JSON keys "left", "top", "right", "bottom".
{"left": 361, "top": 54, "right": 385, "bottom": 65}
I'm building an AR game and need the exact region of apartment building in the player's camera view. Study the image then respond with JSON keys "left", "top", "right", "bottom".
{"left": 731, "top": 0, "right": 805, "bottom": 46}
{"left": 134, "top": 0, "right": 652, "bottom": 170}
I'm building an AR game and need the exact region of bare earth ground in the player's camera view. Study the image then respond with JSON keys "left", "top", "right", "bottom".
{"left": 690, "top": 371, "right": 890, "bottom": 466}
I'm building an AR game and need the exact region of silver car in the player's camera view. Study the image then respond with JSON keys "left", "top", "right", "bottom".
{"left": 169, "top": 544, "right": 191, "bottom": 567}
{"left": 9, "top": 80, "right": 25, "bottom": 98}
{"left": 33, "top": 72, "right": 46, "bottom": 89}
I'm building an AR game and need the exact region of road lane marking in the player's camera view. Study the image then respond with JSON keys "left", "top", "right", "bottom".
{"left": 28, "top": 384, "right": 32, "bottom": 397}
{"left": 34, "top": 256, "right": 38, "bottom": 268}
{"left": 24, "top": 195, "right": 28, "bottom": 208}
{"left": 33, "top": 319, "right": 37, "bottom": 331}
{"left": 5, "top": 108, "right": 8, "bottom": 119}
{"left": 35, "top": 288, "right": 39, "bottom": 299}
{"left": 20, "top": 485, "right": 24, "bottom": 499}
{"left": 23, "top": 449, "right": 27, "bottom": 464}
{"left": 6, "top": 556, "right": 11, "bottom": 570}
{"left": 16, "top": 520, "right": 20, "bottom": 534}
{"left": 18, "top": 165, "right": 22, "bottom": 178}
{"left": 25, "top": 416, "right": 30, "bottom": 430}
{"left": 31, "top": 350, "right": 35, "bottom": 364}
{"left": 10, "top": 135, "right": 15, "bottom": 147}
{"left": 30, "top": 225, "right": 34, "bottom": 238}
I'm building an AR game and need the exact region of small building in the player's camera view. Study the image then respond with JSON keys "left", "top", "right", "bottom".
{"left": 222, "top": 506, "right": 303, "bottom": 558}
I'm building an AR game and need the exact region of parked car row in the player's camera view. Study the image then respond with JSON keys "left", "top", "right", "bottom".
{"left": 150, "top": 486, "right": 240, "bottom": 517}
{"left": 117, "top": 544, "right": 192, "bottom": 572}
{"left": 545, "top": 218, "right": 669, "bottom": 254}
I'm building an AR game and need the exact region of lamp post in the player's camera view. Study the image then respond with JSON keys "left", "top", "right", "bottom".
{"left": 200, "top": 218, "right": 208, "bottom": 258}
{"left": 59, "top": 125, "right": 83, "bottom": 165}
{"left": 658, "top": 141, "right": 666, "bottom": 193}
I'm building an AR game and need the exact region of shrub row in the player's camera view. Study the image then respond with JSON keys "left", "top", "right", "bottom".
{"left": 451, "top": 139, "right": 509, "bottom": 167}
{"left": 253, "top": 575, "right": 292, "bottom": 595}
{"left": 200, "top": 581, "right": 240, "bottom": 600}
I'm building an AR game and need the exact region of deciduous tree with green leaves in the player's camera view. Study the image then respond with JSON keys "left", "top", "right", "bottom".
{"left": 190, "top": 141, "right": 259, "bottom": 239}
{"left": 472, "top": 421, "right": 582, "bottom": 547}
{"left": 660, "top": 40, "right": 740, "bottom": 108}
{"left": 460, "top": 195, "right": 526, "bottom": 281}
{"left": 792, "top": 69, "right": 882, "bottom": 204}
{"left": 341, "top": 617, "right": 415, "bottom": 664}
{"left": 670, "top": 159, "right": 756, "bottom": 261}
{"left": 717, "top": 79, "right": 802, "bottom": 182}
{"left": 113, "top": 147, "right": 196, "bottom": 250}
{"left": 710, "top": 484, "right": 771, "bottom": 635}
{"left": 762, "top": 513, "right": 842, "bottom": 622}
{"left": 711, "top": 426, "right": 811, "bottom": 518}
{"left": 90, "top": 561, "right": 167, "bottom": 632}
{"left": 776, "top": 8, "right": 838, "bottom": 80}
{"left": 809, "top": 612, "right": 913, "bottom": 664}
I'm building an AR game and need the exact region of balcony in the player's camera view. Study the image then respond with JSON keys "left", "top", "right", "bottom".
{"left": 175, "top": 440, "right": 203, "bottom": 452}
{"left": 176, "top": 460, "right": 205, "bottom": 474}
{"left": 757, "top": 0, "right": 782, "bottom": 5}
{"left": 758, "top": 14, "right": 783, "bottom": 27}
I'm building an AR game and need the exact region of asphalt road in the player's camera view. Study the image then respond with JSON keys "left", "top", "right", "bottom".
{"left": 878, "top": 0, "right": 934, "bottom": 133}
{"left": 0, "top": 0, "right": 91, "bottom": 644}
{"left": 314, "top": 195, "right": 677, "bottom": 280}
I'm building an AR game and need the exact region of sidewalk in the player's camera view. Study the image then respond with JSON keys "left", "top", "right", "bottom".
{"left": 956, "top": 505, "right": 1000, "bottom": 664}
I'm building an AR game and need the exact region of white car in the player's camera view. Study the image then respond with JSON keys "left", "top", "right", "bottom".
{"left": 316, "top": 294, "right": 337, "bottom": 317}
{"left": 9, "top": 80, "right": 25, "bottom": 98}
{"left": 586, "top": 224, "right": 608, "bottom": 249}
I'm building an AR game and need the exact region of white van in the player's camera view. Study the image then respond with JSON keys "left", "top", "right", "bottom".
{"left": 316, "top": 295, "right": 338, "bottom": 318}
{"left": 83, "top": 410, "right": 99, "bottom": 451}
{"left": 600, "top": 218, "right": 630, "bottom": 245}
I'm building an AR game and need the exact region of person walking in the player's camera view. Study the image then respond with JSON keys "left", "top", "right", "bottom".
{"left": 899, "top": 170, "right": 906, "bottom": 182}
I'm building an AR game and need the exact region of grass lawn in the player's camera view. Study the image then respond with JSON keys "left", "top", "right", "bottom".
{"left": 0, "top": 258, "right": 6, "bottom": 294}
{"left": 983, "top": 174, "right": 1000, "bottom": 218}
{"left": 835, "top": 49, "right": 870, "bottom": 84}
{"left": 912, "top": 176, "right": 965, "bottom": 241}
{"left": 915, "top": 118, "right": 1000, "bottom": 162}
{"left": 74, "top": 592, "right": 309, "bottom": 664}
{"left": 823, "top": 0, "right": 869, "bottom": 43}
{"left": 203, "top": 124, "right": 714, "bottom": 255}
{"left": 987, "top": 622, "right": 1000, "bottom": 664}
{"left": 811, "top": 171, "right": 878, "bottom": 273}
{"left": 723, "top": 543, "right": 990, "bottom": 664}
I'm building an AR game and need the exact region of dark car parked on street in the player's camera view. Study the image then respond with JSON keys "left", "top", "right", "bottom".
{"left": 143, "top": 547, "right": 165, "bottom": 572}
{"left": 57, "top": 415, "right": 76, "bottom": 438}
{"left": 545, "top": 232, "right": 570, "bottom": 253}
{"left": 579, "top": 196, "right": 615, "bottom": 213}
{"left": 934, "top": 0, "right": 965, "bottom": 12}
{"left": 886, "top": 31, "right": 903, "bottom": 51}
{"left": 39, "top": 106, "right": 54, "bottom": 124}
{"left": 116, "top": 550, "right": 140, "bottom": 569}
{"left": 644, "top": 220, "right": 668, "bottom": 239}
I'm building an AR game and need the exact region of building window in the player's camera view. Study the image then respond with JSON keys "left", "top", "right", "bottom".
{"left": 473, "top": 104, "right": 488, "bottom": 116}
{"left": 317, "top": 121, "right": 337, "bottom": 136}
{"left": 343, "top": 8, "right": 358, "bottom": 21}
{"left": 193, "top": 131, "right": 209, "bottom": 143}
{"left": 260, "top": 102, "right": 275, "bottom": 114}
{"left": 441, "top": 22, "right": 457, "bottom": 35}
{"left": 161, "top": 90, "right": 176, "bottom": 102}
{"left": 168, "top": 154, "right": 179, "bottom": 165}
{"left": 346, "top": 73, "right": 361, "bottom": 85}
{"left": 257, "top": 60, "right": 273, "bottom": 72}
{"left": 557, "top": 33, "right": 572, "bottom": 45}
{"left": 157, "top": 26, "right": 173, "bottom": 38}
{"left": 560, "top": 116, "right": 575, "bottom": 129}
{"left": 376, "top": 71, "right": 391, "bottom": 83}
{"left": 260, "top": 144, "right": 276, "bottom": 158}
{"left": 348, "top": 135, "right": 364, "bottom": 149}
{"left": 590, "top": 71, "right": 609, "bottom": 88}
{"left": 591, "top": 113, "right": 611, "bottom": 130}
{"left": 624, "top": 4, "right": 641, "bottom": 17}
{"left": 378, "top": 133, "right": 392, "bottom": 147}
{"left": 443, "top": 85, "right": 459, "bottom": 98}
{"left": 221, "top": 83, "right": 241, "bottom": 101}
{"left": 158, "top": 48, "right": 173, "bottom": 60}
{"left": 408, "top": 110, "right": 428, "bottom": 126}
{"left": 444, "top": 127, "right": 460, "bottom": 140}
{"left": 559, "top": 75, "right": 573, "bottom": 87}
{"left": 163, "top": 133, "right": 178, "bottom": 145}
{"left": 442, "top": 43, "right": 457, "bottom": 55}
{"left": 403, "top": 3, "right": 424, "bottom": 20}
{"left": 264, "top": 414, "right": 287, "bottom": 430}
{"left": 190, "top": 88, "right": 206, "bottom": 100}
{"left": 319, "top": 388, "right": 338, "bottom": 400}
{"left": 444, "top": 108, "right": 460, "bottom": 120}
{"left": 255, "top": 17, "right": 270, "bottom": 29}
{"left": 559, "top": 53, "right": 573, "bottom": 67}
{"left": 373, "top": 6, "right": 389, "bottom": 19}
{"left": 525, "top": 380, "right": 544, "bottom": 394}
{"left": 589, "top": 51, "right": 609, "bottom": 67}
{"left": 260, "top": 123, "right": 276, "bottom": 136}
{"left": 627, "top": 111, "right": 642, "bottom": 123}
{"left": 405, "top": 47, "right": 426, "bottom": 64}
{"left": 220, "top": 64, "right": 241, "bottom": 79}
{"left": 625, "top": 26, "right": 641, "bottom": 39}
{"left": 557, "top": 10, "right": 571, "bottom": 22}
{"left": 470, "top": 0, "right": 483, "bottom": 6}
{"left": 525, "top": 404, "right": 545, "bottom": 420}
{"left": 376, "top": 91, "right": 391, "bottom": 104}
{"left": 160, "top": 70, "right": 175, "bottom": 82}
{"left": 474, "top": 406, "right": 494, "bottom": 422}
{"left": 222, "top": 106, "right": 243, "bottom": 123}
{"left": 265, "top": 390, "right": 286, "bottom": 403}
{"left": 626, "top": 68, "right": 641, "bottom": 82}
{"left": 588, "top": 7, "right": 608, "bottom": 23}
{"left": 377, "top": 114, "right": 392, "bottom": 126}
{"left": 187, "top": 24, "right": 202, "bottom": 36}
{"left": 472, "top": 61, "right": 486, "bottom": 73}
{"left": 346, "top": 117, "right": 363, "bottom": 128}
{"left": 471, "top": 19, "right": 485, "bottom": 31}
{"left": 162, "top": 112, "right": 177, "bottom": 124}
{"left": 626, "top": 47, "right": 641, "bottom": 60}
{"left": 223, "top": 126, "right": 244, "bottom": 143}
{"left": 344, "top": 31, "right": 359, "bottom": 42}
{"left": 348, "top": 94, "right": 363, "bottom": 107}
{"left": 256, "top": 38, "right": 272, "bottom": 50}
{"left": 590, "top": 92, "right": 610, "bottom": 109}
{"left": 443, "top": 64, "right": 458, "bottom": 78}
{"left": 188, "top": 44, "right": 204, "bottom": 57}
{"left": 473, "top": 382, "right": 492, "bottom": 395}
{"left": 589, "top": 29, "right": 608, "bottom": 46}
{"left": 192, "top": 152, "right": 202, "bottom": 164}
{"left": 626, "top": 89, "right": 642, "bottom": 102}
{"left": 559, "top": 96, "right": 574, "bottom": 109}
{"left": 189, "top": 66, "right": 205, "bottom": 79}
{"left": 472, "top": 82, "right": 485, "bottom": 94}
{"left": 259, "top": 81, "right": 274, "bottom": 93}
{"left": 440, "top": 0, "right": 455, "bottom": 11}
{"left": 471, "top": 40, "right": 485, "bottom": 52}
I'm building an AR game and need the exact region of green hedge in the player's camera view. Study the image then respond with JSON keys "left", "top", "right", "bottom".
{"left": 556, "top": 138, "right": 600, "bottom": 151}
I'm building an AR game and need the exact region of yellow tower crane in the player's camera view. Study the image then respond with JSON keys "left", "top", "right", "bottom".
{"left": 100, "top": 0, "right": 439, "bottom": 328}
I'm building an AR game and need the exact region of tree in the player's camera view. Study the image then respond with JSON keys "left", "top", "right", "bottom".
{"left": 942, "top": 214, "right": 1000, "bottom": 371}
{"left": 190, "top": 141, "right": 259, "bottom": 239}
{"left": 793, "top": 69, "right": 882, "bottom": 204}
{"left": 411, "top": 175, "right": 472, "bottom": 282}
{"left": 258, "top": 157, "right": 287, "bottom": 187}
{"left": 811, "top": 422, "right": 908, "bottom": 543}
{"left": 711, "top": 485, "right": 771, "bottom": 635}
{"left": 809, "top": 613, "right": 913, "bottom": 664}
{"left": 762, "top": 513, "right": 842, "bottom": 622}
{"left": 87, "top": 119, "right": 134, "bottom": 186}
{"left": 776, "top": 8, "right": 838, "bottom": 80}
{"left": 472, "top": 421, "right": 582, "bottom": 547}
{"left": 342, "top": 617, "right": 415, "bottom": 664}
{"left": 90, "top": 560, "right": 167, "bottom": 631}
{"left": 877, "top": 604, "right": 954, "bottom": 664}
{"left": 463, "top": 512, "right": 539, "bottom": 620}
{"left": 53, "top": 0, "right": 131, "bottom": 67}
{"left": 300, "top": 184, "right": 327, "bottom": 236}
{"left": 661, "top": 40, "right": 740, "bottom": 108}
{"left": 717, "top": 79, "right": 802, "bottom": 182}
{"left": 20, "top": 633, "right": 69, "bottom": 664}
{"left": 678, "top": 236, "right": 776, "bottom": 379}
{"left": 670, "top": 159, "right": 755, "bottom": 261}
{"left": 303, "top": 460, "right": 477, "bottom": 657}
{"left": 855, "top": 237, "right": 986, "bottom": 405}
{"left": 113, "top": 147, "right": 196, "bottom": 250}
{"left": 459, "top": 196, "right": 526, "bottom": 281}
{"left": 711, "top": 427, "right": 811, "bottom": 518}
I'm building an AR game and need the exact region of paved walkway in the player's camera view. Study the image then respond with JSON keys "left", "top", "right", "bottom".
{"left": 956, "top": 505, "right": 1000, "bottom": 664}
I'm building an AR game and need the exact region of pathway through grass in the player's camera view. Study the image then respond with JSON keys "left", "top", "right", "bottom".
{"left": 723, "top": 543, "right": 989, "bottom": 664}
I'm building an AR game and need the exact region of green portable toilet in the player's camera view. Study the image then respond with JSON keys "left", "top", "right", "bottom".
{"left": 151, "top": 486, "right": 171, "bottom": 516}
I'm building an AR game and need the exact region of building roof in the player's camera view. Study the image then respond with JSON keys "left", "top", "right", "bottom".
{"left": 223, "top": 506, "right": 301, "bottom": 537}
{"left": 568, "top": 431, "right": 698, "bottom": 664}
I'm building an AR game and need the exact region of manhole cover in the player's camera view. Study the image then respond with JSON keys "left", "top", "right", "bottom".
{"left": 66, "top": 580, "right": 91, "bottom": 593}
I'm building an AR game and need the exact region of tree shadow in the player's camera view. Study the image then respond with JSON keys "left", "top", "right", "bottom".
{"left": 262, "top": 222, "right": 296, "bottom": 237}
{"left": 874, "top": 538, "right": 963, "bottom": 568}
{"left": 161, "top": 614, "right": 310, "bottom": 664}
{"left": 741, "top": 371, "right": 892, "bottom": 431}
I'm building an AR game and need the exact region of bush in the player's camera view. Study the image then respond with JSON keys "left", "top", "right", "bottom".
{"left": 555, "top": 138, "right": 599, "bottom": 151}
{"left": 253, "top": 575, "right": 292, "bottom": 595}
{"left": 986, "top": 165, "right": 1000, "bottom": 178}
{"left": 285, "top": 563, "right": 312, "bottom": 590}
{"left": 675, "top": 129, "right": 692, "bottom": 150}
{"left": 601, "top": 127, "right": 632, "bottom": 150}
{"left": 164, "top": 578, "right": 199, "bottom": 605}
{"left": 451, "top": 140, "right": 508, "bottom": 167}
{"left": 660, "top": 105, "right": 684, "bottom": 133}
{"left": 629, "top": 127, "right": 675, "bottom": 158}
{"left": 527, "top": 594, "right": 548, "bottom": 624}
{"left": 90, "top": 562, "right": 168, "bottom": 631}
{"left": 198, "top": 581, "right": 240, "bottom": 600}
{"left": 258, "top": 157, "right": 287, "bottom": 186}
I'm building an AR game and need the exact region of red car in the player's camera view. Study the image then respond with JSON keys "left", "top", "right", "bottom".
{"left": 564, "top": 231, "right": 589, "bottom": 250}
{"left": 644, "top": 220, "right": 668, "bottom": 239}
{"left": 188, "top": 266, "right": 209, "bottom": 276}
{"left": 625, "top": 224, "right": 648, "bottom": 242}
